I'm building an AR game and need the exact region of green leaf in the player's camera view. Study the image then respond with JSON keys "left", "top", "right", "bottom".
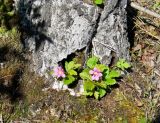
{"left": 94, "top": 0, "right": 103, "bottom": 5}
{"left": 83, "top": 91, "right": 93, "bottom": 96}
{"left": 63, "top": 75, "right": 75, "bottom": 85}
{"left": 116, "top": 59, "right": 131, "bottom": 70}
{"left": 94, "top": 91, "right": 99, "bottom": 99}
{"left": 105, "top": 78, "right": 116, "bottom": 85}
{"left": 65, "top": 61, "right": 81, "bottom": 73}
{"left": 68, "top": 69, "right": 77, "bottom": 75}
{"left": 123, "top": 62, "right": 131, "bottom": 69}
{"left": 87, "top": 56, "right": 99, "bottom": 68}
{"left": 74, "top": 64, "right": 81, "bottom": 69}
{"left": 80, "top": 69, "right": 91, "bottom": 80}
{"left": 99, "top": 88, "right": 106, "bottom": 98}
{"left": 95, "top": 64, "right": 109, "bottom": 72}
{"left": 65, "top": 62, "right": 69, "bottom": 72}
{"left": 107, "top": 70, "right": 120, "bottom": 78}
{"left": 94, "top": 82, "right": 107, "bottom": 89}
{"left": 103, "top": 68, "right": 110, "bottom": 77}
{"left": 67, "top": 61, "right": 75, "bottom": 71}
{"left": 83, "top": 81, "right": 95, "bottom": 91}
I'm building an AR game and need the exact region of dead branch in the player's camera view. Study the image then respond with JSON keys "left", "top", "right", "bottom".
{"left": 130, "top": 2, "right": 160, "bottom": 19}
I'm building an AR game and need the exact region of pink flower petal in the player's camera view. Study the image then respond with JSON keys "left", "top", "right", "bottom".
{"left": 90, "top": 67, "right": 102, "bottom": 81}
{"left": 94, "top": 76, "right": 99, "bottom": 81}
{"left": 53, "top": 66, "right": 65, "bottom": 78}
{"left": 62, "top": 74, "right": 66, "bottom": 78}
{"left": 89, "top": 70, "right": 94, "bottom": 74}
{"left": 98, "top": 73, "right": 102, "bottom": 77}
{"left": 92, "top": 76, "right": 96, "bottom": 81}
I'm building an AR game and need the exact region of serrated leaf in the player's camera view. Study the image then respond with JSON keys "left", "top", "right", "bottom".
{"left": 99, "top": 88, "right": 106, "bottom": 98}
{"left": 83, "top": 81, "right": 95, "bottom": 91}
{"left": 105, "top": 78, "right": 116, "bottom": 85}
{"left": 68, "top": 69, "right": 77, "bottom": 75}
{"left": 63, "top": 75, "right": 75, "bottom": 85}
{"left": 95, "top": 64, "right": 109, "bottom": 72}
{"left": 94, "top": 91, "right": 99, "bottom": 99}
{"left": 107, "top": 70, "right": 120, "bottom": 78}
{"left": 87, "top": 56, "right": 99, "bottom": 68}
{"left": 80, "top": 69, "right": 91, "bottom": 80}
{"left": 94, "top": 0, "right": 103, "bottom": 5}
{"left": 83, "top": 91, "right": 93, "bottom": 96}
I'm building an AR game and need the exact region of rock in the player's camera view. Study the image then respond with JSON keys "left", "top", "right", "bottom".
{"left": 17, "top": 0, "right": 130, "bottom": 74}
{"left": 93, "top": 0, "right": 130, "bottom": 64}
{"left": 17, "top": 0, "right": 99, "bottom": 74}
{"left": 16, "top": 0, "right": 130, "bottom": 95}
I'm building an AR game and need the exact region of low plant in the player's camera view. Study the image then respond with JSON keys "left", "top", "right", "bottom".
{"left": 80, "top": 56, "right": 122, "bottom": 99}
{"left": 93, "top": 0, "right": 104, "bottom": 5}
{"left": 51, "top": 56, "right": 131, "bottom": 100}
{"left": 116, "top": 58, "right": 131, "bottom": 70}
{"left": 53, "top": 61, "right": 81, "bottom": 85}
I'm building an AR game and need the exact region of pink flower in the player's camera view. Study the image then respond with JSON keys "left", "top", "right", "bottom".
{"left": 54, "top": 66, "right": 66, "bottom": 78}
{"left": 89, "top": 67, "right": 102, "bottom": 81}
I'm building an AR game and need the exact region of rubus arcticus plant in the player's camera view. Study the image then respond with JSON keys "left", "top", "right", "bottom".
{"left": 53, "top": 61, "right": 81, "bottom": 85}
{"left": 51, "top": 56, "right": 131, "bottom": 100}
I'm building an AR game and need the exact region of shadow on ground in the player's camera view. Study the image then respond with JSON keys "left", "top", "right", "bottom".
{"left": 0, "top": 69, "right": 23, "bottom": 103}
{"left": 127, "top": 3, "right": 138, "bottom": 49}
{"left": 152, "top": 108, "right": 160, "bottom": 123}
{"left": 18, "top": 0, "right": 53, "bottom": 51}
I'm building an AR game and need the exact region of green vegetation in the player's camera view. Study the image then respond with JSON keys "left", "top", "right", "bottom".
{"left": 52, "top": 56, "right": 131, "bottom": 100}
{"left": 80, "top": 57, "right": 130, "bottom": 99}
{"left": 64, "top": 61, "right": 81, "bottom": 85}
{"left": 116, "top": 59, "right": 131, "bottom": 71}
{"left": 93, "top": 0, "right": 104, "bottom": 5}
{"left": 0, "top": 0, "right": 15, "bottom": 29}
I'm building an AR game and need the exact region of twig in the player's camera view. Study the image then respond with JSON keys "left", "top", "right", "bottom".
{"left": 130, "top": 2, "right": 160, "bottom": 19}
{"left": 135, "top": 17, "right": 160, "bottom": 41}
{"left": 93, "top": 40, "right": 117, "bottom": 53}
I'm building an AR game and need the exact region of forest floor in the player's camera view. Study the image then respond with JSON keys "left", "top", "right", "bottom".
{"left": 0, "top": 0, "right": 160, "bottom": 123}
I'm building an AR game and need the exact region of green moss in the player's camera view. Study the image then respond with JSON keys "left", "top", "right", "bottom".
{"left": 113, "top": 90, "right": 145, "bottom": 123}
